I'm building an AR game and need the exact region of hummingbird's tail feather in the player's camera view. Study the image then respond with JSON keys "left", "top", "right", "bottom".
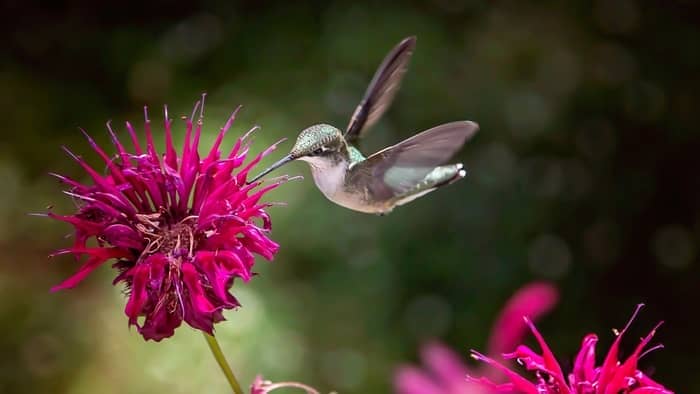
{"left": 434, "top": 163, "right": 467, "bottom": 187}
{"left": 391, "top": 163, "right": 466, "bottom": 207}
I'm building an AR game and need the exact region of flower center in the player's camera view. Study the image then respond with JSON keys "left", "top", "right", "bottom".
{"left": 136, "top": 213, "right": 199, "bottom": 259}
{"left": 159, "top": 222, "right": 195, "bottom": 257}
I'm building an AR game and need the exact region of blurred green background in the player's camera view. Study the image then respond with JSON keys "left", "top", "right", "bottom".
{"left": 1, "top": 1, "right": 699, "bottom": 393}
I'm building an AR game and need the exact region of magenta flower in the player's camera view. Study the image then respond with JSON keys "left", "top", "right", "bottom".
{"left": 394, "top": 282, "right": 559, "bottom": 394}
{"left": 46, "top": 97, "right": 289, "bottom": 341}
{"left": 469, "top": 304, "right": 673, "bottom": 394}
{"left": 250, "top": 375, "right": 321, "bottom": 394}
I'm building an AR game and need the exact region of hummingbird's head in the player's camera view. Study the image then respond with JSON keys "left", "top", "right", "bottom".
{"left": 247, "top": 124, "right": 345, "bottom": 183}
{"left": 289, "top": 124, "right": 345, "bottom": 160}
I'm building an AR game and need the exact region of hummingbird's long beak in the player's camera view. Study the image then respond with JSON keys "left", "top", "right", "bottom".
{"left": 247, "top": 154, "right": 294, "bottom": 184}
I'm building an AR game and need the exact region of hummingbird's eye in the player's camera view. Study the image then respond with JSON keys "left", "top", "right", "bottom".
{"left": 312, "top": 147, "right": 324, "bottom": 155}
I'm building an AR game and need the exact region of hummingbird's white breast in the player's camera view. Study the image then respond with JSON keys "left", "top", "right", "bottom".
{"left": 299, "top": 156, "right": 383, "bottom": 213}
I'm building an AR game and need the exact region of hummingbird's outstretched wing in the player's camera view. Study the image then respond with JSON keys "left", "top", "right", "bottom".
{"left": 348, "top": 121, "right": 479, "bottom": 201}
{"left": 344, "top": 36, "right": 417, "bottom": 143}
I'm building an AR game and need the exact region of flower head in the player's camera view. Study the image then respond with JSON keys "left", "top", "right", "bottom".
{"left": 469, "top": 304, "right": 673, "bottom": 394}
{"left": 46, "top": 97, "right": 290, "bottom": 341}
{"left": 394, "top": 282, "right": 559, "bottom": 394}
{"left": 250, "top": 375, "right": 321, "bottom": 394}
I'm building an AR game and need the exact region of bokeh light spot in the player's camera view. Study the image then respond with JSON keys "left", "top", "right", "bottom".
{"left": 583, "top": 219, "right": 620, "bottom": 266}
{"left": 320, "top": 349, "right": 367, "bottom": 391}
{"left": 594, "top": 0, "right": 641, "bottom": 35}
{"left": 505, "top": 91, "right": 552, "bottom": 138}
{"left": 652, "top": 225, "right": 696, "bottom": 270}
{"left": 473, "top": 142, "right": 518, "bottom": 190}
{"left": 160, "top": 14, "right": 223, "bottom": 64}
{"left": 128, "top": 60, "right": 172, "bottom": 103}
{"left": 528, "top": 233, "right": 572, "bottom": 279}
{"left": 402, "top": 294, "right": 452, "bottom": 340}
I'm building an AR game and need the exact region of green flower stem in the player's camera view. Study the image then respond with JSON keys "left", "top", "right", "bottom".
{"left": 203, "top": 332, "right": 244, "bottom": 394}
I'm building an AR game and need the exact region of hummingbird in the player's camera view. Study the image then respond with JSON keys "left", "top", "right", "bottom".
{"left": 249, "top": 36, "right": 479, "bottom": 215}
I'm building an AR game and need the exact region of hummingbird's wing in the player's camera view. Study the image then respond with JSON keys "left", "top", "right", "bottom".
{"left": 348, "top": 121, "right": 479, "bottom": 201}
{"left": 344, "top": 36, "right": 417, "bottom": 143}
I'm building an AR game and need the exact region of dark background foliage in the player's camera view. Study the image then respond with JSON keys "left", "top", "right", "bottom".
{"left": 1, "top": 1, "right": 698, "bottom": 393}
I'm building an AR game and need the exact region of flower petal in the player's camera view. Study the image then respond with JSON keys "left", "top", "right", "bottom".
{"left": 103, "top": 224, "right": 144, "bottom": 249}
{"left": 51, "top": 247, "right": 131, "bottom": 291}
{"left": 522, "top": 317, "right": 570, "bottom": 393}
{"left": 181, "top": 261, "right": 218, "bottom": 334}
{"left": 469, "top": 351, "right": 539, "bottom": 394}
{"left": 487, "top": 282, "right": 559, "bottom": 356}
{"left": 124, "top": 264, "right": 150, "bottom": 326}
{"left": 394, "top": 366, "right": 444, "bottom": 394}
{"left": 420, "top": 342, "right": 471, "bottom": 390}
{"left": 571, "top": 334, "right": 598, "bottom": 387}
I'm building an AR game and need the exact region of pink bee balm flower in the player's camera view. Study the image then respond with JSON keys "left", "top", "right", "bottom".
{"left": 45, "top": 97, "right": 290, "bottom": 341}
{"left": 250, "top": 375, "right": 321, "bottom": 394}
{"left": 394, "top": 282, "right": 559, "bottom": 394}
{"left": 469, "top": 304, "right": 673, "bottom": 394}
